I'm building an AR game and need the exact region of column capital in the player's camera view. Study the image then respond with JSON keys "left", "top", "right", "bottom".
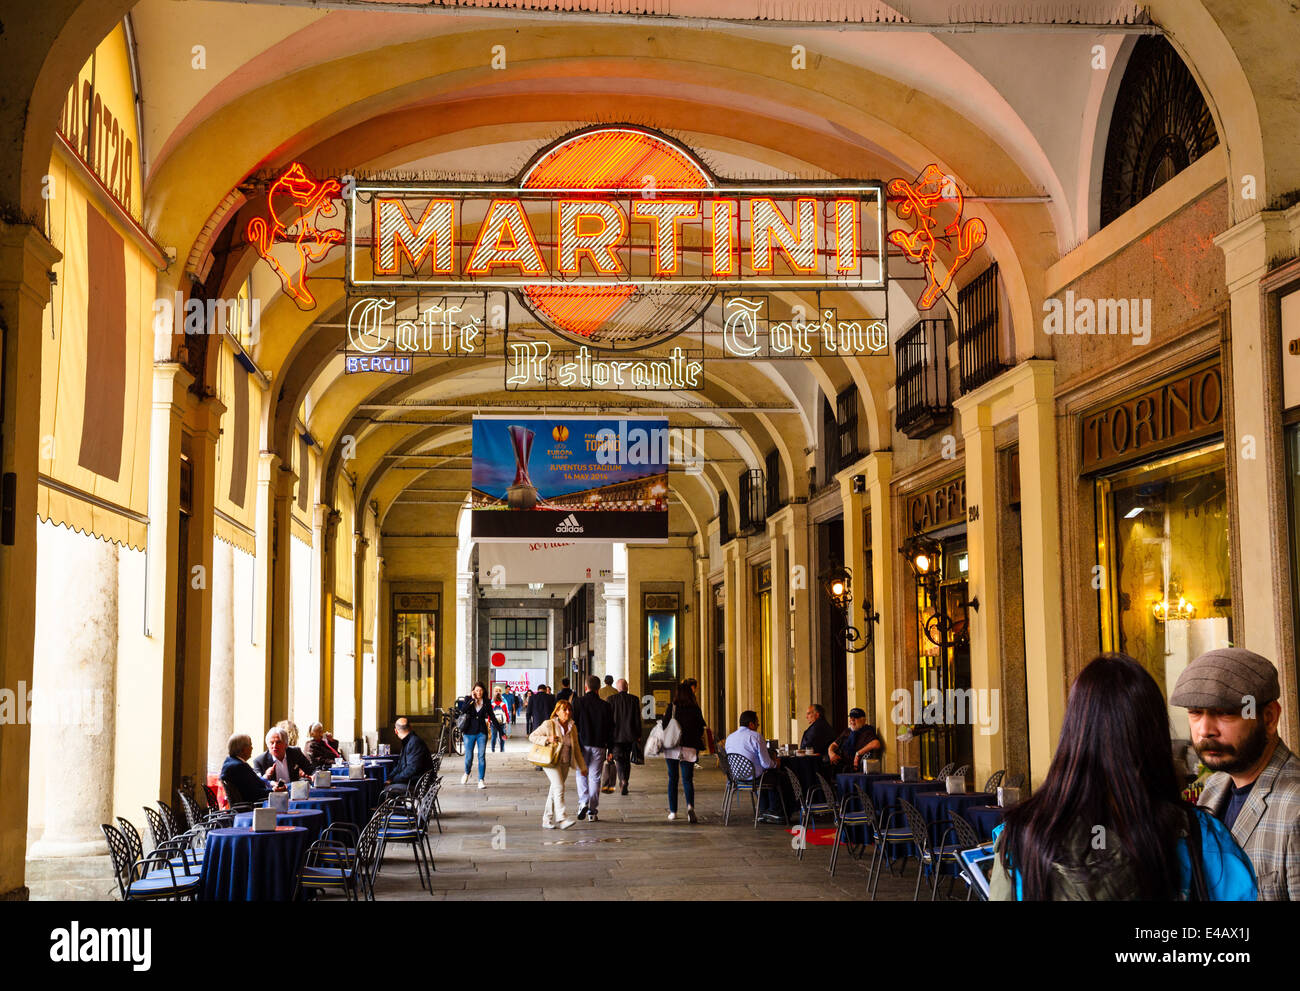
{"left": 835, "top": 450, "right": 893, "bottom": 494}
{"left": 602, "top": 580, "right": 627, "bottom": 602}
{"left": 190, "top": 394, "right": 227, "bottom": 444}
{"left": 152, "top": 363, "right": 195, "bottom": 410}
{"left": 1214, "top": 207, "right": 1299, "bottom": 292}
{"left": 953, "top": 359, "right": 1056, "bottom": 428}
{"left": 0, "top": 221, "right": 61, "bottom": 309}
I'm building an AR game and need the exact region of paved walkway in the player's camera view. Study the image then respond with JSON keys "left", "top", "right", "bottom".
{"left": 373, "top": 734, "right": 922, "bottom": 901}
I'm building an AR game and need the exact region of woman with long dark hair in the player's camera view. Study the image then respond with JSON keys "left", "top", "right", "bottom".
{"left": 662, "top": 680, "right": 707, "bottom": 823}
{"left": 990, "top": 653, "right": 1255, "bottom": 900}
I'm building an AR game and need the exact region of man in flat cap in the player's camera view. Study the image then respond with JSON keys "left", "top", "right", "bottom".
{"left": 1171, "top": 647, "right": 1300, "bottom": 900}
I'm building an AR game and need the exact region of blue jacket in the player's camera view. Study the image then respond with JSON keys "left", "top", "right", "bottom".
{"left": 389, "top": 731, "right": 432, "bottom": 784}
{"left": 220, "top": 755, "right": 271, "bottom": 805}
{"left": 990, "top": 808, "right": 1257, "bottom": 900}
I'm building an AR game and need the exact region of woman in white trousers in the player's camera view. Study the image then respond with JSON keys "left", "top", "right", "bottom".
{"left": 529, "top": 699, "right": 587, "bottom": 830}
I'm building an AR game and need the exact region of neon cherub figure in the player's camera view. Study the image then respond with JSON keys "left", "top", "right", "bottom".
{"left": 246, "top": 163, "right": 343, "bottom": 310}
{"left": 888, "top": 164, "right": 987, "bottom": 310}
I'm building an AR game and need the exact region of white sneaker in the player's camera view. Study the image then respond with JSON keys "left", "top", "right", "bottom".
{"left": 477, "top": 779, "right": 486, "bottom": 789}
{"left": 667, "top": 812, "right": 677, "bottom": 821}
{"left": 460, "top": 773, "right": 469, "bottom": 785}
{"left": 542, "top": 822, "right": 556, "bottom": 830}
{"left": 558, "top": 819, "right": 576, "bottom": 830}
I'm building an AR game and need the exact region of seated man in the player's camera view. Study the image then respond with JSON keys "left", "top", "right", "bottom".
{"left": 220, "top": 733, "right": 280, "bottom": 806}
{"left": 724, "top": 710, "right": 786, "bottom": 822}
{"left": 828, "top": 707, "right": 883, "bottom": 770}
{"left": 384, "top": 717, "right": 433, "bottom": 794}
{"left": 303, "top": 722, "right": 341, "bottom": 769}
{"left": 799, "top": 703, "right": 837, "bottom": 756}
{"left": 252, "top": 727, "right": 314, "bottom": 785}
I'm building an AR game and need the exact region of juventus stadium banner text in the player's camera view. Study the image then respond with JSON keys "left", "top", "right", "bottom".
{"left": 470, "top": 416, "right": 668, "bottom": 542}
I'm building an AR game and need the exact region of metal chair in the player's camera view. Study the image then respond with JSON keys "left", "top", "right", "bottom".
{"left": 374, "top": 786, "right": 438, "bottom": 892}
{"left": 176, "top": 789, "right": 203, "bottom": 830}
{"left": 784, "top": 768, "right": 835, "bottom": 860}
{"left": 297, "top": 819, "right": 378, "bottom": 901}
{"left": 932, "top": 811, "right": 982, "bottom": 900}
{"left": 935, "top": 762, "right": 957, "bottom": 780}
{"left": 952, "top": 764, "right": 971, "bottom": 782}
{"left": 722, "top": 752, "right": 788, "bottom": 827}
{"left": 829, "top": 782, "right": 879, "bottom": 878}
{"left": 116, "top": 817, "right": 144, "bottom": 869}
{"left": 983, "top": 769, "right": 1005, "bottom": 793}
{"left": 142, "top": 805, "right": 173, "bottom": 849}
{"left": 867, "top": 793, "right": 917, "bottom": 900}
{"left": 202, "top": 783, "right": 220, "bottom": 813}
{"left": 898, "top": 798, "right": 939, "bottom": 900}
{"left": 101, "top": 823, "right": 200, "bottom": 901}
{"left": 155, "top": 800, "right": 180, "bottom": 839}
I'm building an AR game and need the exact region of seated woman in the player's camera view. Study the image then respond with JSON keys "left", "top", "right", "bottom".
{"left": 303, "top": 722, "right": 341, "bottom": 769}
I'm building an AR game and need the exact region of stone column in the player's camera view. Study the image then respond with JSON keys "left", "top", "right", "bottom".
{"left": 1013, "top": 362, "right": 1066, "bottom": 788}
{"left": 352, "top": 535, "right": 370, "bottom": 744}
{"left": 721, "top": 542, "right": 738, "bottom": 731}
{"left": 766, "top": 514, "right": 792, "bottom": 741}
{"left": 694, "top": 555, "right": 712, "bottom": 726}
{"left": 264, "top": 463, "right": 297, "bottom": 725}
{"left": 956, "top": 400, "right": 1004, "bottom": 787}
{"left": 456, "top": 571, "right": 474, "bottom": 697}
{"left": 316, "top": 504, "right": 339, "bottom": 727}
{"left": 207, "top": 538, "right": 236, "bottom": 776}
{"left": 29, "top": 528, "right": 118, "bottom": 857}
{"left": 780, "top": 502, "right": 812, "bottom": 743}
{"left": 0, "top": 222, "right": 60, "bottom": 897}
{"left": 863, "top": 454, "right": 897, "bottom": 771}
{"left": 837, "top": 465, "right": 872, "bottom": 715}
{"left": 603, "top": 580, "right": 627, "bottom": 683}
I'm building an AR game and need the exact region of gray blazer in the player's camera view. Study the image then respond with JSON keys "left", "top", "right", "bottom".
{"left": 1199, "top": 737, "right": 1300, "bottom": 900}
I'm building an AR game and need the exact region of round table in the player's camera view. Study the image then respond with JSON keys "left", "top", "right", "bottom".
{"left": 234, "top": 808, "right": 324, "bottom": 848}
{"left": 362, "top": 758, "right": 396, "bottom": 783}
{"left": 310, "top": 785, "right": 364, "bottom": 826}
{"left": 966, "top": 804, "right": 1007, "bottom": 840}
{"left": 778, "top": 754, "right": 825, "bottom": 792}
{"left": 289, "top": 796, "right": 345, "bottom": 827}
{"left": 199, "top": 826, "right": 309, "bottom": 901}
{"left": 332, "top": 763, "right": 387, "bottom": 784}
{"left": 870, "top": 778, "right": 948, "bottom": 817}
{"left": 916, "top": 791, "right": 1001, "bottom": 837}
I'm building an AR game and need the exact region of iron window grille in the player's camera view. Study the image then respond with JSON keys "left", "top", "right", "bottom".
{"left": 836, "top": 386, "right": 860, "bottom": 470}
{"left": 718, "top": 491, "right": 731, "bottom": 544}
{"left": 739, "top": 468, "right": 767, "bottom": 533}
{"left": 764, "top": 449, "right": 782, "bottom": 515}
{"left": 958, "top": 262, "right": 1007, "bottom": 393}
{"left": 895, "top": 318, "right": 953, "bottom": 439}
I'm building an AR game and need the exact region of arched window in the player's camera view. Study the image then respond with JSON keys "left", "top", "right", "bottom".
{"left": 1099, "top": 36, "right": 1219, "bottom": 228}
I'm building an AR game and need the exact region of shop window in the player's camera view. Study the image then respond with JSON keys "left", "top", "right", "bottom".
{"left": 1099, "top": 37, "right": 1219, "bottom": 228}
{"left": 895, "top": 319, "right": 952, "bottom": 439}
{"left": 755, "top": 563, "right": 773, "bottom": 734}
{"left": 394, "top": 607, "right": 439, "bottom": 716}
{"left": 957, "top": 262, "right": 1007, "bottom": 393}
{"left": 489, "top": 616, "right": 548, "bottom": 650}
{"left": 1095, "top": 444, "right": 1233, "bottom": 726}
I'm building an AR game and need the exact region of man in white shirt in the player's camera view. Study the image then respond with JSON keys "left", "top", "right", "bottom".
{"left": 724, "top": 711, "right": 787, "bottom": 822}
{"left": 251, "top": 727, "right": 312, "bottom": 784}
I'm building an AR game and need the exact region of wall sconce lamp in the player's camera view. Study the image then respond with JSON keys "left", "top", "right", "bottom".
{"left": 823, "top": 566, "right": 876, "bottom": 653}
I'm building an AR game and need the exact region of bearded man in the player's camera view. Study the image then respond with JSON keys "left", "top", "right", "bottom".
{"left": 1172, "top": 647, "right": 1300, "bottom": 900}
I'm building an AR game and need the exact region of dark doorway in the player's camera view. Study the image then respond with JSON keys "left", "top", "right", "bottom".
{"left": 816, "top": 517, "right": 847, "bottom": 733}
{"left": 712, "top": 582, "right": 726, "bottom": 731}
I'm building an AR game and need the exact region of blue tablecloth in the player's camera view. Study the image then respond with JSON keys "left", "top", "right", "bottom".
{"left": 310, "top": 786, "right": 363, "bottom": 826}
{"left": 780, "top": 754, "right": 825, "bottom": 793}
{"left": 870, "top": 778, "right": 948, "bottom": 819}
{"left": 333, "top": 775, "right": 380, "bottom": 813}
{"left": 966, "top": 804, "right": 1006, "bottom": 840}
{"left": 199, "top": 826, "right": 308, "bottom": 901}
{"left": 332, "top": 764, "right": 386, "bottom": 784}
{"left": 915, "top": 791, "right": 1000, "bottom": 839}
{"left": 234, "top": 808, "right": 324, "bottom": 848}
{"left": 289, "top": 796, "right": 345, "bottom": 827}
{"left": 832, "top": 773, "right": 899, "bottom": 844}
{"left": 362, "top": 758, "right": 395, "bottom": 783}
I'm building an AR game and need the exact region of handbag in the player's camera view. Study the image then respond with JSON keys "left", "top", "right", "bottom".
{"left": 528, "top": 738, "right": 562, "bottom": 767}
{"left": 456, "top": 710, "right": 470, "bottom": 732}
{"left": 600, "top": 757, "right": 618, "bottom": 790}
{"left": 629, "top": 736, "right": 645, "bottom": 766}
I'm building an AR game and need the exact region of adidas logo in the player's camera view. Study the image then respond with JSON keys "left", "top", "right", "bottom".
{"left": 555, "top": 513, "right": 584, "bottom": 534}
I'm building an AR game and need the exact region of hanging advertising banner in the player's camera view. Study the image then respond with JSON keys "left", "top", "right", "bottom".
{"left": 471, "top": 415, "right": 668, "bottom": 541}
{"left": 490, "top": 668, "right": 547, "bottom": 695}
{"left": 477, "top": 541, "right": 614, "bottom": 585}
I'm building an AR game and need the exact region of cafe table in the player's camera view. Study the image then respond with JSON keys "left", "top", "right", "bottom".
{"left": 915, "top": 791, "right": 1000, "bottom": 839}
{"left": 870, "top": 778, "right": 948, "bottom": 819}
{"left": 234, "top": 808, "right": 325, "bottom": 848}
{"left": 289, "top": 795, "right": 345, "bottom": 828}
{"left": 778, "top": 753, "right": 826, "bottom": 793}
{"left": 327, "top": 770, "right": 382, "bottom": 811}
{"left": 966, "top": 804, "right": 1007, "bottom": 841}
{"left": 310, "top": 785, "right": 364, "bottom": 826}
{"left": 199, "top": 825, "right": 309, "bottom": 901}
{"left": 835, "top": 772, "right": 900, "bottom": 844}
{"left": 333, "top": 762, "right": 387, "bottom": 784}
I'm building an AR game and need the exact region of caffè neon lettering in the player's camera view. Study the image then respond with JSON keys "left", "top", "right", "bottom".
{"left": 347, "top": 296, "right": 482, "bottom": 354}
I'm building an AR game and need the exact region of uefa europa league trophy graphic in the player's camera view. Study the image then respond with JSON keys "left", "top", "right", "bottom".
{"left": 505, "top": 424, "right": 540, "bottom": 509}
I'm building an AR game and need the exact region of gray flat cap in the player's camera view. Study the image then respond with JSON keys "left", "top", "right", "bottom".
{"left": 1169, "top": 648, "right": 1279, "bottom": 710}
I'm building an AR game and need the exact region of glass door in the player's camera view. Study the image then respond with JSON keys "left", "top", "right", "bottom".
{"left": 914, "top": 538, "right": 972, "bottom": 777}
{"left": 393, "top": 610, "right": 439, "bottom": 716}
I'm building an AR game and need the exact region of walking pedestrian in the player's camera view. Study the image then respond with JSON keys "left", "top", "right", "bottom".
{"left": 571, "top": 675, "right": 613, "bottom": 821}
{"left": 490, "top": 691, "right": 510, "bottom": 752}
{"left": 990, "top": 653, "right": 1256, "bottom": 900}
{"left": 662, "top": 681, "right": 707, "bottom": 823}
{"left": 529, "top": 698, "right": 586, "bottom": 829}
{"left": 598, "top": 675, "right": 617, "bottom": 700}
{"left": 608, "top": 678, "right": 641, "bottom": 796}
{"left": 456, "top": 682, "right": 494, "bottom": 789}
{"left": 555, "top": 678, "right": 574, "bottom": 703}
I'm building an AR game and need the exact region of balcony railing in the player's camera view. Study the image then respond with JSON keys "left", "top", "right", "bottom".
{"left": 739, "top": 468, "right": 766, "bottom": 532}
{"left": 958, "top": 262, "right": 1007, "bottom": 393}
{"left": 895, "top": 319, "right": 953, "bottom": 439}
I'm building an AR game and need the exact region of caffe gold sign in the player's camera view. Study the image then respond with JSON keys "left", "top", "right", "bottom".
{"left": 1080, "top": 361, "right": 1223, "bottom": 474}
{"left": 905, "top": 476, "right": 967, "bottom": 535}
